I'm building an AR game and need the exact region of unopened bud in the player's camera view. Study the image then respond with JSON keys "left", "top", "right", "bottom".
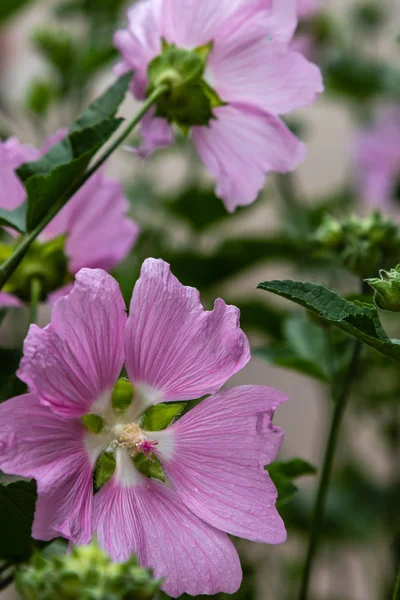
{"left": 16, "top": 540, "right": 161, "bottom": 600}
{"left": 366, "top": 265, "right": 400, "bottom": 311}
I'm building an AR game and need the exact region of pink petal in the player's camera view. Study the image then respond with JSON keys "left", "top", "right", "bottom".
{"left": 0, "top": 138, "right": 40, "bottom": 211}
{"left": 94, "top": 449, "right": 242, "bottom": 597}
{"left": 209, "top": 36, "right": 323, "bottom": 115}
{"left": 297, "top": 0, "right": 321, "bottom": 19}
{"left": 125, "top": 258, "right": 250, "bottom": 404}
{"left": 65, "top": 175, "right": 138, "bottom": 273}
{"left": 192, "top": 104, "right": 306, "bottom": 211}
{"left": 47, "top": 283, "right": 75, "bottom": 306}
{"left": 0, "top": 394, "right": 102, "bottom": 544}
{"left": 156, "top": 385, "right": 287, "bottom": 544}
{"left": 0, "top": 292, "right": 24, "bottom": 308}
{"left": 18, "top": 269, "right": 126, "bottom": 418}
{"left": 114, "top": 0, "right": 163, "bottom": 99}
{"left": 130, "top": 109, "right": 174, "bottom": 159}
{"left": 161, "top": 0, "right": 245, "bottom": 48}
{"left": 355, "top": 109, "right": 400, "bottom": 208}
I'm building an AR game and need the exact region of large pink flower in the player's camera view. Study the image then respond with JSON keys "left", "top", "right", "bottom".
{"left": 355, "top": 108, "right": 400, "bottom": 210}
{"left": 0, "top": 259, "right": 287, "bottom": 597}
{"left": 297, "top": 0, "right": 320, "bottom": 19}
{"left": 115, "top": 0, "right": 323, "bottom": 212}
{"left": 0, "top": 134, "right": 138, "bottom": 305}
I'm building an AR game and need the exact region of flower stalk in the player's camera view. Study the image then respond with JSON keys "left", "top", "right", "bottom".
{"left": 0, "top": 84, "right": 169, "bottom": 291}
{"left": 28, "top": 278, "right": 41, "bottom": 326}
{"left": 297, "top": 339, "right": 362, "bottom": 600}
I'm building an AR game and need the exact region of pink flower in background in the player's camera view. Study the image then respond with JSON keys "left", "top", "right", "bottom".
{"left": 0, "top": 259, "right": 287, "bottom": 597}
{"left": 0, "top": 134, "right": 138, "bottom": 305}
{"left": 115, "top": 0, "right": 323, "bottom": 212}
{"left": 355, "top": 109, "right": 400, "bottom": 210}
{"left": 297, "top": 0, "right": 320, "bottom": 19}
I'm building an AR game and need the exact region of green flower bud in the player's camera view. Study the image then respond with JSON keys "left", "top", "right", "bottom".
{"left": 147, "top": 40, "right": 225, "bottom": 130}
{"left": 313, "top": 215, "right": 343, "bottom": 248}
{"left": 366, "top": 265, "right": 400, "bottom": 311}
{"left": 3, "top": 236, "right": 69, "bottom": 302}
{"left": 16, "top": 540, "right": 161, "bottom": 600}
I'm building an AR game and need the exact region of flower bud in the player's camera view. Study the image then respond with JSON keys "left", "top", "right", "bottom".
{"left": 366, "top": 265, "right": 400, "bottom": 311}
{"left": 16, "top": 540, "right": 161, "bottom": 600}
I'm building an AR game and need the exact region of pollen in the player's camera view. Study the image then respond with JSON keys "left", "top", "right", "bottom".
{"left": 118, "top": 423, "right": 158, "bottom": 458}
{"left": 118, "top": 423, "right": 146, "bottom": 455}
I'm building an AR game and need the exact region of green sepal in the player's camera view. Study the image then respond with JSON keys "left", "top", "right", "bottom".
{"left": 366, "top": 265, "right": 400, "bottom": 312}
{"left": 133, "top": 454, "right": 166, "bottom": 483}
{"left": 141, "top": 402, "right": 185, "bottom": 431}
{"left": 112, "top": 378, "right": 134, "bottom": 413}
{"left": 200, "top": 79, "right": 227, "bottom": 110}
{"left": 95, "top": 452, "right": 116, "bottom": 490}
{"left": 194, "top": 40, "right": 214, "bottom": 63}
{"left": 82, "top": 414, "right": 104, "bottom": 434}
{"left": 148, "top": 45, "right": 205, "bottom": 90}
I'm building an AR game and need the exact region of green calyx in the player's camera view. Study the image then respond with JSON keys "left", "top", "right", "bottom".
{"left": 147, "top": 40, "right": 226, "bottom": 131}
{"left": 15, "top": 540, "right": 162, "bottom": 600}
{"left": 366, "top": 265, "right": 400, "bottom": 312}
{"left": 112, "top": 378, "right": 134, "bottom": 413}
{"left": 1, "top": 235, "right": 69, "bottom": 302}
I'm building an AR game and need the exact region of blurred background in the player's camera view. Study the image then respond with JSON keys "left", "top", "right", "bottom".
{"left": 1, "top": 0, "right": 400, "bottom": 598}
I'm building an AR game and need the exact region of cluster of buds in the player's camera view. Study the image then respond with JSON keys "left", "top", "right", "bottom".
{"left": 15, "top": 541, "right": 161, "bottom": 600}
{"left": 313, "top": 211, "right": 400, "bottom": 278}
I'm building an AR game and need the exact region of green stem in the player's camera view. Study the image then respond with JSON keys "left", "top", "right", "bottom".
{"left": 28, "top": 278, "right": 41, "bottom": 325}
{"left": 0, "top": 84, "right": 169, "bottom": 290}
{"left": 298, "top": 339, "right": 362, "bottom": 600}
{"left": 393, "top": 566, "right": 400, "bottom": 600}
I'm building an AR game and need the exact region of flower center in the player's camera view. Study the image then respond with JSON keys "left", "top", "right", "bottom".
{"left": 118, "top": 423, "right": 146, "bottom": 455}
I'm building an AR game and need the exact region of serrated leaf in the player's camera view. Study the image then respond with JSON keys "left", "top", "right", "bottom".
{"left": 0, "top": 480, "right": 37, "bottom": 561}
{"left": 267, "top": 459, "right": 317, "bottom": 507}
{"left": 258, "top": 280, "right": 400, "bottom": 365}
{"left": 0, "top": 204, "right": 27, "bottom": 233}
{"left": 17, "top": 72, "right": 132, "bottom": 232}
{"left": 141, "top": 403, "right": 185, "bottom": 432}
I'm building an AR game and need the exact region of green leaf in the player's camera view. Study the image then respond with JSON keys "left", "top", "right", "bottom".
{"left": 267, "top": 459, "right": 317, "bottom": 507}
{"left": 0, "top": 0, "right": 34, "bottom": 24}
{"left": 256, "top": 315, "right": 332, "bottom": 381}
{"left": 0, "top": 480, "right": 37, "bottom": 561}
{"left": 141, "top": 403, "right": 185, "bottom": 432}
{"left": 95, "top": 453, "right": 116, "bottom": 490}
{"left": 258, "top": 280, "right": 400, "bottom": 365}
{"left": 17, "top": 72, "right": 132, "bottom": 232}
{"left": 0, "top": 204, "right": 27, "bottom": 233}
{"left": 167, "top": 187, "right": 231, "bottom": 232}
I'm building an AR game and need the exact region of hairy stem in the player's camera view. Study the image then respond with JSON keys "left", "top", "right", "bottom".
{"left": 298, "top": 339, "right": 362, "bottom": 600}
{"left": 0, "top": 84, "right": 169, "bottom": 290}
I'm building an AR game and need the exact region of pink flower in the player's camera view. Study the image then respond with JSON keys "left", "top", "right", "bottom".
{"left": 355, "top": 108, "right": 400, "bottom": 210}
{"left": 297, "top": 0, "right": 320, "bottom": 19}
{"left": 115, "top": 0, "right": 323, "bottom": 212}
{"left": 0, "top": 134, "right": 138, "bottom": 305}
{"left": 0, "top": 259, "right": 287, "bottom": 597}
